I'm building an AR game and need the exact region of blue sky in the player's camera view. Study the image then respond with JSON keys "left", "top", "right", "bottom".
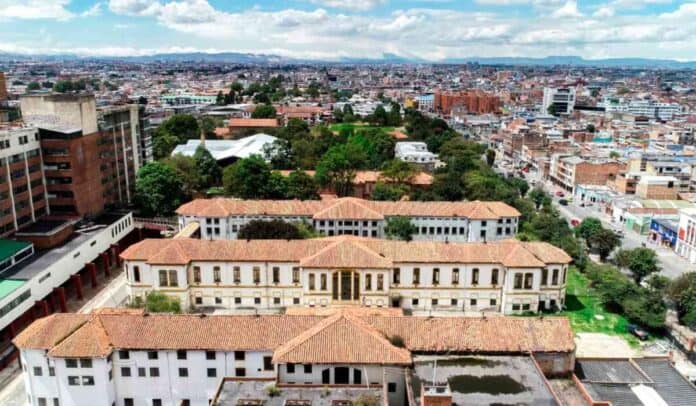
{"left": 1, "top": 1, "right": 695, "bottom": 60}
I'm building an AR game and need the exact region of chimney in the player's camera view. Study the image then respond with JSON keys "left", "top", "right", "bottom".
{"left": 420, "top": 382, "right": 452, "bottom": 406}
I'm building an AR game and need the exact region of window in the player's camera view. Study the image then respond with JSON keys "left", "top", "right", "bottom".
{"left": 514, "top": 273, "right": 523, "bottom": 289}
{"left": 168, "top": 270, "right": 178, "bottom": 287}
{"left": 254, "top": 297, "right": 261, "bottom": 304}
{"left": 470, "top": 299, "right": 477, "bottom": 306}
{"left": 541, "top": 268, "right": 548, "bottom": 286}
{"left": 177, "top": 350, "right": 187, "bottom": 360}
{"left": 412, "top": 298, "right": 419, "bottom": 306}
{"left": 273, "top": 267, "right": 280, "bottom": 283}
{"left": 121, "top": 367, "right": 131, "bottom": 377}
{"left": 152, "top": 400, "right": 162, "bottom": 406}
{"left": 65, "top": 359, "right": 78, "bottom": 368}
{"left": 124, "top": 399, "right": 134, "bottom": 406}
{"left": 304, "top": 364, "right": 313, "bottom": 374}
{"left": 233, "top": 266, "right": 240, "bottom": 283}
{"left": 524, "top": 273, "right": 533, "bottom": 289}
{"left": 491, "top": 269, "right": 499, "bottom": 285}
{"left": 287, "top": 363, "right": 295, "bottom": 373}
{"left": 48, "top": 367, "right": 55, "bottom": 377}
{"left": 159, "top": 270, "right": 168, "bottom": 286}
{"left": 388, "top": 382, "right": 397, "bottom": 393}
{"left": 562, "top": 269, "right": 567, "bottom": 284}
{"left": 149, "top": 368, "right": 160, "bottom": 377}
{"left": 522, "top": 303, "right": 531, "bottom": 311}
{"left": 413, "top": 268, "right": 420, "bottom": 285}
{"left": 195, "top": 297, "right": 203, "bottom": 305}
{"left": 452, "top": 268, "right": 459, "bottom": 285}
{"left": 234, "top": 351, "right": 245, "bottom": 360}
{"left": 552, "top": 269, "right": 559, "bottom": 285}
{"left": 133, "top": 266, "right": 141, "bottom": 283}
{"left": 490, "top": 298, "right": 497, "bottom": 306}
{"left": 293, "top": 297, "right": 300, "bottom": 305}
{"left": 432, "top": 268, "right": 439, "bottom": 285}
{"left": 148, "top": 351, "right": 158, "bottom": 360}
{"left": 512, "top": 304, "right": 521, "bottom": 311}
{"left": 81, "top": 376, "right": 95, "bottom": 386}
{"left": 138, "top": 368, "right": 146, "bottom": 377}
{"left": 263, "top": 356, "right": 273, "bottom": 371}
{"left": 471, "top": 268, "right": 479, "bottom": 285}
{"left": 292, "top": 267, "right": 300, "bottom": 283}
{"left": 320, "top": 274, "right": 327, "bottom": 290}
{"left": 309, "top": 273, "right": 316, "bottom": 290}
{"left": 451, "top": 298, "right": 458, "bottom": 306}
{"left": 80, "top": 359, "right": 92, "bottom": 368}
{"left": 119, "top": 350, "right": 130, "bottom": 360}
{"left": 235, "top": 368, "right": 246, "bottom": 377}
{"left": 207, "top": 351, "right": 216, "bottom": 360}
{"left": 38, "top": 399, "right": 47, "bottom": 406}
{"left": 432, "top": 299, "right": 438, "bottom": 307}
{"left": 193, "top": 267, "right": 201, "bottom": 284}
{"left": 377, "top": 274, "right": 384, "bottom": 291}
{"left": 213, "top": 267, "right": 221, "bottom": 283}
{"left": 67, "top": 376, "right": 80, "bottom": 385}
{"left": 393, "top": 268, "right": 400, "bottom": 284}
{"left": 234, "top": 297, "right": 242, "bottom": 304}
{"left": 33, "top": 367, "right": 42, "bottom": 376}
{"left": 253, "top": 266, "right": 260, "bottom": 283}
{"left": 207, "top": 368, "right": 217, "bottom": 378}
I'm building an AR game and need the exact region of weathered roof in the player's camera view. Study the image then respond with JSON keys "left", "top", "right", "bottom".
{"left": 14, "top": 311, "right": 575, "bottom": 361}
{"left": 120, "top": 236, "right": 572, "bottom": 268}
{"left": 176, "top": 197, "right": 521, "bottom": 220}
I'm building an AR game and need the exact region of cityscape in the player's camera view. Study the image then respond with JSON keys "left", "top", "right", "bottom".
{"left": 2, "top": 1, "right": 696, "bottom": 405}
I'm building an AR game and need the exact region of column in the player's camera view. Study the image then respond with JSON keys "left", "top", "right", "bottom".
{"left": 35, "top": 300, "right": 49, "bottom": 317}
{"left": 86, "top": 262, "right": 98, "bottom": 288}
{"left": 137, "top": 227, "right": 143, "bottom": 241}
{"left": 337, "top": 272, "right": 342, "bottom": 302}
{"left": 111, "top": 244, "right": 122, "bottom": 267}
{"left": 71, "top": 274, "right": 83, "bottom": 300}
{"left": 350, "top": 271, "right": 354, "bottom": 302}
{"left": 100, "top": 252, "right": 111, "bottom": 277}
{"left": 53, "top": 287, "right": 67, "bottom": 313}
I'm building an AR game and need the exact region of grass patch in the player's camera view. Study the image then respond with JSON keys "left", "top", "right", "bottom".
{"left": 558, "top": 267, "right": 640, "bottom": 346}
{"left": 328, "top": 123, "right": 395, "bottom": 134}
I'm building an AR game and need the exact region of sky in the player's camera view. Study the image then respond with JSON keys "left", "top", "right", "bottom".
{"left": 1, "top": 0, "right": 696, "bottom": 61}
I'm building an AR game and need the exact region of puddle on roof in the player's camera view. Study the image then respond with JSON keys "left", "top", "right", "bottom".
{"left": 448, "top": 374, "right": 528, "bottom": 395}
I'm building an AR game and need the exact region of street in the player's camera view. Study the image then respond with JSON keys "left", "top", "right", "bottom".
{"left": 0, "top": 274, "right": 128, "bottom": 406}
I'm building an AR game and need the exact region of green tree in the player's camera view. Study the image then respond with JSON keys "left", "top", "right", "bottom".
{"left": 528, "top": 187, "right": 550, "bottom": 209}
{"left": 26, "top": 81, "right": 41, "bottom": 91}
{"left": 223, "top": 155, "right": 272, "bottom": 199}
{"left": 370, "top": 105, "right": 389, "bottom": 126}
{"left": 609, "top": 151, "right": 620, "bottom": 159}
{"left": 251, "top": 104, "right": 277, "bottom": 119}
{"left": 134, "top": 162, "right": 185, "bottom": 216}
{"left": 153, "top": 114, "right": 200, "bottom": 158}
{"left": 153, "top": 133, "right": 180, "bottom": 160}
{"left": 371, "top": 182, "right": 408, "bottom": 201}
{"left": 575, "top": 217, "right": 604, "bottom": 240}
{"left": 384, "top": 216, "right": 417, "bottom": 241}
{"left": 587, "top": 228, "right": 620, "bottom": 261}
{"left": 315, "top": 144, "right": 367, "bottom": 196}
{"left": 285, "top": 170, "right": 320, "bottom": 200}
{"left": 266, "top": 171, "right": 289, "bottom": 199}
{"left": 586, "top": 124, "right": 596, "bottom": 133}
{"left": 238, "top": 220, "right": 303, "bottom": 240}
{"left": 145, "top": 292, "right": 181, "bottom": 313}
{"left": 162, "top": 154, "right": 201, "bottom": 199}
{"left": 485, "top": 149, "right": 496, "bottom": 167}
{"left": 380, "top": 159, "right": 417, "bottom": 184}
{"left": 216, "top": 90, "right": 225, "bottom": 105}
{"left": 193, "top": 146, "right": 222, "bottom": 189}
{"left": 622, "top": 248, "right": 660, "bottom": 283}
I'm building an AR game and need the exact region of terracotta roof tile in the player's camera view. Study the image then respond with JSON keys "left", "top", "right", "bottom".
{"left": 299, "top": 240, "right": 393, "bottom": 269}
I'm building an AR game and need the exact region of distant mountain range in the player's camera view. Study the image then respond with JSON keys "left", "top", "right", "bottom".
{"left": 1, "top": 51, "right": 695, "bottom": 68}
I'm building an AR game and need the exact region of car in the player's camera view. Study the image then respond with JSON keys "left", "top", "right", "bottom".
{"left": 559, "top": 199, "right": 568, "bottom": 206}
{"left": 555, "top": 191, "right": 565, "bottom": 197}
{"left": 627, "top": 324, "right": 650, "bottom": 341}
{"left": 570, "top": 218, "right": 580, "bottom": 227}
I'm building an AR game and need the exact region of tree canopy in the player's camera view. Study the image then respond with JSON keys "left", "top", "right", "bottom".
{"left": 134, "top": 162, "right": 185, "bottom": 216}
{"left": 384, "top": 216, "right": 417, "bottom": 241}
{"left": 152, "top": 114, "right": 200, "bottom": 159}
{"left": 238, "top": 220, "right": 304, "bottom": 240}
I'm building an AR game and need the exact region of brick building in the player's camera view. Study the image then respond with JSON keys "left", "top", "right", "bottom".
{"left": 20, "top": 93, "right": 142, "bottom": 217}
{"left": 0, "top": 72, "right": 7, "bottom": 102}
{"left": 549, "top": 155, "right": 624, "bottom": 193}
{"left": 434, "top": 90, "right": 500, "bottom": 115}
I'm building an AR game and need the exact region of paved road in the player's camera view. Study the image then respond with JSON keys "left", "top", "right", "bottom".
{"left": 0, "top": 274, "right": 128, "bottom": 406}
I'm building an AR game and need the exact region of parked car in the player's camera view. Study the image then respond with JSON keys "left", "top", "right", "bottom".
{"left": 627, "top": 324, "right": 650, "bottom": 341}
{"left": 559, "top": 199, "right": 568, "bottom": 206}
{"left": 570, "top": 218, "right": 580, "bottom": 227}
{"left": 555, "top": 191, "right": 565, "bottom": 197}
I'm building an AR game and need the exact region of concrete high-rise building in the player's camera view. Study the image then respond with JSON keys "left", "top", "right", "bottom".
{"left": 542, "top": 87, "right": 576, "bottom": 116}
{"left": 20, "top": 93, "right": 142, "bottom": 216}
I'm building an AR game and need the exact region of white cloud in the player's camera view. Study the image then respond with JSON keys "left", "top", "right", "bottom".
{"left": 0, "top": 0, "right": 74, "bottom": 20}
{"left": 593, "top": 5, "right": 615, "bottom": 17}
{"left": 108, "top": 0, "right": 161, "bottom": 16}
{"left": 308, "top": 0, "right": 387, "bottom": 11}
{"left": 550, "top": 1, "right": 583, "bottom": 18}
{"left": 81, "top": 2, "right": 103, "bottom": 17}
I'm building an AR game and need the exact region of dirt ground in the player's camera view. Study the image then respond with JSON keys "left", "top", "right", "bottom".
{"left": 574, "top": 332, "right": 639, "bottom": 358}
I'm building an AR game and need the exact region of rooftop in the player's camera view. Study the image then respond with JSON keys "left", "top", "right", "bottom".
{"left": 171, "top": 133, "right": 277, "bottom": 162}
{"left": 0, "top": 239, "right": 32, "bottom": 263}
{"left": 0, "top": 279, "right": 26, "bottom": 301}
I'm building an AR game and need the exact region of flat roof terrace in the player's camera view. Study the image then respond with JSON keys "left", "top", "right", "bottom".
{"left": 411, "top": 355, "right": 557, "bottom": 406}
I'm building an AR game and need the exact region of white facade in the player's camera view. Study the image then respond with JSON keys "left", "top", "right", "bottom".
{"left": 125, "top": 242, "right": 567, "bottom": 315}
{"left": 602, "top": 97, "right": 684, "bottom": 120}
{"left": 543, "top": 87, "right": 576, "bottom": 115}
{"left": 675, "top": 208, "right": 696, "bottom": 264}
{"left": 394, "top": 142, "right": 439, "bottom": 165}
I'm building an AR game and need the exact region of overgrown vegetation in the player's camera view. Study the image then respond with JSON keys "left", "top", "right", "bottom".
{"left": 128, "top": 292, "right": 182, "bottom": 314}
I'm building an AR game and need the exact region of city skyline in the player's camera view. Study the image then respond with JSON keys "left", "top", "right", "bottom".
{"left": 1, "top": 0, "right": 696, "bottom": 61}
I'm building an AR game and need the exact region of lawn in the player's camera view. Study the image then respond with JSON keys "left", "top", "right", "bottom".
{"left": 328, "top": 122, "right": 395, "bottom": 135}
{"left": 559, "top": 267, "right": 640, "bottom": 345}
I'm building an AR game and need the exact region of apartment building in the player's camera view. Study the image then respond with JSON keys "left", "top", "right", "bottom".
{"left": 20, "top": 93, "right": 142, "bottom": 216}
{"left": 0, "top": 126, "right": 48, "bottom": 236}
{"left": 434, "top": 90, "right": 500, "bottom": 115}
{"left": 635, "top": 176, "right": 679, "bottom": 200}
{"left": 0, "top": 72, "right": 7, "bottom": 102}
{"left": 549, "top": 155, "right": 624, "bottom": 193}
{"left": 13, "top": 309, "right": 575, "bottom": 406}
{"left": 542, "top": 87, "right": 576, "bottom": 116}
{"left": 394, "top": 142, "right": 440, "bottom": 169}
{"left": 122, "top": 236, "right": 571, "bottom": 314}
{"left": 177, "top": 197, "right": 520, "bottom": 242}
{"left": 675, "top": 208, "right": 696, "bottom": 264}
